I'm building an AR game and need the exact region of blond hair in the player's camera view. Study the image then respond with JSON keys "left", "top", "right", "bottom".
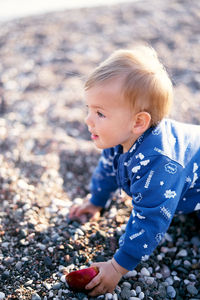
{"left": 85, "top": 46, "right": 173, "bottom": 126}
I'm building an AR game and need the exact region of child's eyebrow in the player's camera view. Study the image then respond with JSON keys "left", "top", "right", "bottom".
{"left": 86, "top": 104, "right": 106, "bottom": 111}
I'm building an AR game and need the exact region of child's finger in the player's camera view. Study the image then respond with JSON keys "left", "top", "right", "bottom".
{"left": 85, "top": 271, "right": 101, "bottom": 290}
{"left": 68, "top": 205, "right": 78, "bottom": 218}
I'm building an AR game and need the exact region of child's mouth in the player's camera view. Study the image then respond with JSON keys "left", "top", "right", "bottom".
{"left": 91, "top": 134, "right": 99, "bottom": 140}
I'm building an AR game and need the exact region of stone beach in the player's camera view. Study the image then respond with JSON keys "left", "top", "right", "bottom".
{"left": 0, "top": 0, "right": 200, "bottom": 299}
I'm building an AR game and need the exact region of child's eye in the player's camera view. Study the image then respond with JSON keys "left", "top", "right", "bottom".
{"left": 97, "top": 111, "right": 105, "bottom": 118}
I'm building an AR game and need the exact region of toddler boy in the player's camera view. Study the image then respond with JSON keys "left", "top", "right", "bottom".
{"left": 69, "top": 45, "right": 200, "bottom": 296}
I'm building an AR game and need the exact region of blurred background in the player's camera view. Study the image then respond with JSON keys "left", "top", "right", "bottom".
{"left": 0, "top": 0, "right": 200, "bottom": 299}
{"left": 0, "top": 0, "right": 138, "bottom": 21}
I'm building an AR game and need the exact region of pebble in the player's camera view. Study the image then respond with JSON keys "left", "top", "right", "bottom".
{"left": 135, "top": 286, "right": 142, "bottom": 294}
{"left": 31, "top": 294, "right": 41, "bottom": 300}
{"left": 191, "top": 236, "right": 200, "bottom": 246}
{"left": 167, "top": 286, "right": 176, "bottom": 298}
{"left": 37, "top": 243, "right": 46, "bottom": 251}
{"left": 140, "top": 267, "right": 150, "bottom": 276}
{"left": 187, "top": 285, "right": 198, "bottom": 295}
{"left": 144, "top": 276, "right": 155, "bottom": 285}
{"left": 130, "top": 290, "right": 137, "bottom": 297}
{"left": 52, "top": 282, "right": 62, "bottom": 290}
{"left": 177, "top": 249, "right": 187, "bottom": 257}
{"left": 121, "top": 287, "right": 131, "bottom": 299}
{"left": 43, "top": 282, "right": 52, "bottom": 290}
{"left": 184, "top": 259, "right": 192, "bottom": 267}
{"left": 123, "top": 270, "right": 137, "bottom": 278}
{"left": 165, "top": 277, "right": 174, "bottom": 285}
{"left": 113, "top": 294, "right": 118, "bottom": 300}
{"left": 105, "top": 293, "right": 113, "bottom": 300}
{"left": 138, "top": 292, "right": 145, "bottom": 299}
{"left": 156, "top": 272, "right": 163, "bottom": 279}
{"left": 122, "top": 281, "right": 132, "bottom": 289}
{"left": 173, "top": 259, "right": 181, "bottom": 266}
{"left": 161, "top": 265, "right": 171, "bottom": 279}
{"left": 0, "top": 292, "right": 5, "bottom": 300}
{"left": 188, "top": 274, "right": 196, "bottom": 281}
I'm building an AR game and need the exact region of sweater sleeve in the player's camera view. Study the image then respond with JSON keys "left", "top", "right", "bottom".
{"left": 90, "top": 148, "right": 118, "bottom": 207}
{"left": 114, "top": 155, "right": 186, "bottom": 270}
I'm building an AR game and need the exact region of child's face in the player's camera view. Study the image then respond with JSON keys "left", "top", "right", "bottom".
{"left": 85, "top": 79, "right": 137, "bottom": 152}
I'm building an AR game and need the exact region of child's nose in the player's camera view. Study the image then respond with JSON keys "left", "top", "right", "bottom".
{"left": 85, "top": 113, "right": 93, "bottom": 127}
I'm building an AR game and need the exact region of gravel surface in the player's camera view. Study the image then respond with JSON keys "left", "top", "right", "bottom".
{"left": 0, "top": 0, "right": 200, "bottom": 299}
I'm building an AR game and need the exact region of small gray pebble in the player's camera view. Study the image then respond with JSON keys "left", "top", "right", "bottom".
{"left": 15, "top": 261, "right": 23, "bottom": 271}
{"left": 167, "top": 286, "right": 176, "bottom": 298}
{"left": 187, "top": 285, "right": 198, "bottom": 295}
{"left": 121, "top": 287, "right": 131, "bottom": 299}
{"left": 122, "top": 281, "right": 132, "bottom": 289}
{"left": 130, "top": 290, "right": 137, "bottom": 297}
{"left": 177, "top": 249, "right": 187, "bottom": 257}
{"left": 52, "top": 282, "right": 62, "bottom": 290}
{"left": 135, "top": 286, "right": 142, "bottom": 294}
{"left": 31, "top": 294, "right": 41, "bottom": 300}
{"left": 188, "top": 274, "right": 196, "bottom": 281}
{"left": 165, "top": 277, "right": 174, "bottom": 285}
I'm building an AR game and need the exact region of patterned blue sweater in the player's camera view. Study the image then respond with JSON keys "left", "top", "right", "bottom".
{"left": 89, "top": 119, "right": 200, "bottom": 270}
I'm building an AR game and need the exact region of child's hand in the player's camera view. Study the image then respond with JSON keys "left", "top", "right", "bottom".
{"left": 85, "top": 259, "right": 128, "bottom": 296}
{"left": 68, "top": 199, "right": 102, "bottom": 223}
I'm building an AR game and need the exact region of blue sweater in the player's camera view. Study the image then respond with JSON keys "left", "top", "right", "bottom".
{"left": 90, "top": 119, "right": 200, "bottom": 271}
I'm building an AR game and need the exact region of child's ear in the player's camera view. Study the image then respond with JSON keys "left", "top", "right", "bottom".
{"left": 132, "top": 111, "right": 151, "bottom": 134}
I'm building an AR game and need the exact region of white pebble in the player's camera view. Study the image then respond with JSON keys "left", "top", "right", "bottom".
{"left": 140, "top": 267, "right": 150, "bottom": 276}
{"left": 48, "top": 291, "right": 54, "bottom": 298}
{"left": 157, "top": 254, "right": 163, "bottom": 261}
{"left": 105, "top": 293, "right": 113, "bottom": 300}
{"left": 124, "top": 270, "right": 137, "bottom": 278}
{"left": 184, "top": 279, "right": 191, "bottom": 285}
{"left": 156, "top": 272, "right": 163, "bottom": 279}
{"left": 177, "top": 249, "right": 187, "bottom": 257}
{"left": 139, "top": 292, "right": 145, "bottom": 299}
{"left": 130, "top": 290, "right": 137, "bottom": 296}
{"left": 37, "top": 243, "right": 46, "bottom": 251}
{"left": 112, "top": 293, "right": 118, "bottom": 300}
{"left": 48, "top": 247, "right": 54, "bottom": 253}
{"left": 116, "top": 227, "right": 123, "bottom": 236}
{"left": 174, "top": 276, "right": 181, "bottom": 281}
{"left": 184, "top": 260, "right": 191, "bottom": 267}
{"left": 60, "top": 275, "right": 66, "bottom": 283}
{"left": 18, "top": 179, "right": 28, "bottom": 189}
{"left": 0, "top": 292, "right": 5, "bottom": 300}
{"left": 145, "top": 276, "right": 155, "bottom": 285}
{"left": 43, "top": 282, "right": 52, "bottom": 290}
{"left": 165, "top": 277, "right": 174, "bottom": 285}
{"left": 165, "top": 233, "right": 173, "bottom": 242}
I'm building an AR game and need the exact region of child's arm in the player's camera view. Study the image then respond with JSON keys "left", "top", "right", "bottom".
{"left": 69, "top": 147, "right": 118, "bottom": 222}
{"left": 84, "top": 156, "right": 185, "bottom": 296}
